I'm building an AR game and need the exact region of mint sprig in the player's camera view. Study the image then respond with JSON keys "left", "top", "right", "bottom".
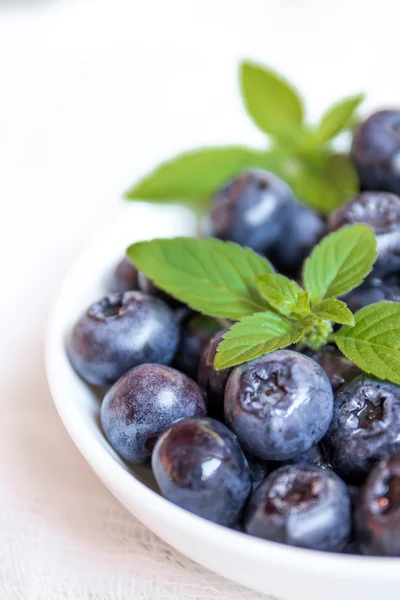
{"left": 127, "top": 224, "right": 400, "bottom": 385}
{"left": 125, "top": 60, "right": 363, "bottom": 215}
{"left": 125, "top": 147, "right": 286, "bottom": 205}
{"left": 335, "top": 302, "right": 400, "bottom": 385}
{"left": 303, "top": 224, "right": 377, "bottom": 304}
{"left": 239, "top": 61, "right": 304, "bottom": 139}
{"left": 255, "top": 273, "right": 310, "bottom": 318}
{"left": 213, "top": 312, "right": 304, "bottom": 370}
{"left": 127, "top": 237, "right": 273, "bottom": 319}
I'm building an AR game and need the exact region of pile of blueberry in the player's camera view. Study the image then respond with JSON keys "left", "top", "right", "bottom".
{"left": 67, "top": 111, "right": 400, "bottom": 556}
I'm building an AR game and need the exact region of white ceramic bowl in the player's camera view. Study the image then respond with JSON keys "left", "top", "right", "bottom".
{"left": 46, "top": 203, "right": 400, "bottom": 600}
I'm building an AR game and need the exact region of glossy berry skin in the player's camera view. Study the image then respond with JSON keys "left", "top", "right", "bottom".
{"left": 304, "top": 345, "right": 361, "bottom": 391}
{"left": 328, "top": 191, "right": 400, "bottom": 278}
{"left": 268, "top": 202, "right": 325, "bottom": 276}
{"left": 109, "top": 257, "right": 139, "bottom": 293}
{"left": 67, "top": 291, "right": 180, "bottom": 386}
{"left": 173, "top": 315, "right": 220, "bottom": 379}
{"left": 244, "top": 465, "right": 351, "bottom": 551}
{"left": 101, "top": 364, "right": 207, "bottom": 465}
{"left": 224, "top": 350, "right": 334, "bottom": 461}
{"left": 356, "top": 454, "right": 400, "bottom": 556}
{"left": 351, "top": 110, "right": 400, "bottom": 195}
{"left": 322, "top": 376, "right": 400, "bottom": 483}
{"left": 343, "top": 277, "right": 400, "bottom": 313}
{"left": 205, "top": 169, "right": 294, "bottom": 252}
{"left": 197, "top": 329, "right": 232, "bottom": 419}
{"left": 152, "top": 418, "right": 251, "bottom": 525}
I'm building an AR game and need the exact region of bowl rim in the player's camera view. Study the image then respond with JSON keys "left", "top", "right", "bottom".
{"left": 45, "top": 205, "right": 400, "bottom": 583}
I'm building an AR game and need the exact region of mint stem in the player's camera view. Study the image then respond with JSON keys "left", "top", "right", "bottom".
{"left": 216, "top": 317, "right": 232, "bottom": 329}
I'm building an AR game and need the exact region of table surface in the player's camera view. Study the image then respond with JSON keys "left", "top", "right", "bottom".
{"left": 1, "top": 1, "right": 399, "bottom": 598}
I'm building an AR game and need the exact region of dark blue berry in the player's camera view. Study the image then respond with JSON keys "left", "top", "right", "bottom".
{"left": 197, "top": 329, "right": 232, "bottom": 419}
{"left": 224, "top": 350, "right": 333, "bottom": 461}
{"left": 173, "top": 315, "right": 220, "bottom": 379}
{"left": 322, "top": 376, "right": 400, "bottom": 483}
{"left": 109, "top": 257, "right": 139, "bottom": 293}
{"left": 204, "top": 169, "right": 294, "bottom": 252}
{"left": 101, "top": 364, "right": 207, "bottom": 465}
{"left": 328, "top": 191, "right": 400, "bottom": 278}
{"left": 343, "top": 277, "right": 400, "bottom": 312}
{"left": 244, "top": 465, "right": 351, "bottom": 551}
{"left": 356, "top": 454, "right": 400, "bottom": 556}
{"left": 351, "top": 110, "right": 400, "bottom": 195}
{"left": 67, "top": 292, "right": 180, "bottom": 386}
{"left": 152, "top": 417, "right": 251, "bottom": 526}
{"left": 268, "top": 202, "right": 325, "bottom": 277}
{"left": 304, "top": 345, "right": 361, "bottom": 391}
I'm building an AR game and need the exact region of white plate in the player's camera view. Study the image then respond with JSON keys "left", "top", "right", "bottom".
{"left": 46, "top": 202, "right": 400, "bottom": 600}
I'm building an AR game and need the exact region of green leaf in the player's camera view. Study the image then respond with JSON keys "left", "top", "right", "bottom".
{"left": 214, "top": 311, "right": 304, "bottom": 369}
{"left": 286, "top": 153, "right": 359, "bottom": 214}
{"left": 303, "top": 224, "right": 377, "bottom": 305}
{"left": 335, "top": 302, "right": 400, "bottom": 384}
{"left": 312, "top": 298, "right": 355, "bottom": 326}
{"left": 314, "top": 94, "right": 365, "bottom": 143}
{"left": 125, "top": 146, "right": 275, "bottom": 202}
{"left": 240, "top": 61, "right": 304, "bottom": 138}
{"left": 256, "top": 273, "right": 310, "bottom": 317}
{"left": 292, "top": 291, "right": 312, "bottom": 318}
{"left": 127, "top": 237, "right": 273, "bottom": 319}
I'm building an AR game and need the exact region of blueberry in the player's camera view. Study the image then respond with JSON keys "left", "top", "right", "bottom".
{"left": 101, "top": 364, "right": 207, "bottom": 465}
{"left": 204, "top": 169, "right": 294, "bottom": 252}
{"left": 109, "top": 257, "right": 139, "bottom": 293}
{"left": 322, "top": 375, "right": 400, "bottom": 483}
{"left": 173, "top": 315, "right": 220, "bottom": 379}
{"left": 356, "top": 454, "right": 400, "bottom": 556}
{"left": 351, "top": 110, "right": 400, "bottom": 195}
{"left": 328, "top": 191, "right": 400, "bottom": 278}
{"left": 152, "top": 417, "right": 251, "bottom": 525}
{"left": 244, "top": 465, "right": 351, "bottom": 551}
{"left": 225, "top": 350, "right": 333, "bottom": 461}
{"left": 343, "top": 277, "right": 400, "bottom": 312}
{"left": 304, "top": 345, "right": 361, "bottom": 391}
{"left": 109, "top": 256, "right": 179, "bottom": 307}
{"left": 67, "top": 291, "right": 180, "bottom": 386}
{"left": 197, "top": 329, "right": 232, "bottom": 419}
{"left": 268, "top": 202, "right": 325, "bottom": 277}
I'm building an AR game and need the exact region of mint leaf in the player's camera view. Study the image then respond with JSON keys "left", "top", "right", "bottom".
{"left": 240, "top": 61, "right": 304, "bottom": 138}
{"left": 214, "top": 312, "right": 304, "bottom": 369}
{"left": 335, "top": 302, "right": 400, "bottom": 384}
{"left": 125, "top": 146, "right": 274, "bottom": 202}
{"left": 287, "top": 153, "right": 359, "bottom": 214}
{"left": 314, "top": 94, "right": 365, "bottom": 143}
{"left": 127, "top": 237, "right": 273, "bottom": 319}
{"left": 303, "top": 224, "right": 377, "bottom": 305}
{"left": 256, "top": 273, "right": 310, "bottom": 317}
{"left": 312, "top": 298, "right": 355, "bottom": 326}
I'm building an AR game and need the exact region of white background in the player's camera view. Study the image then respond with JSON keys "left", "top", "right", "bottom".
{"left": 0, "top": 1, "right": 399, "bottom": 598}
